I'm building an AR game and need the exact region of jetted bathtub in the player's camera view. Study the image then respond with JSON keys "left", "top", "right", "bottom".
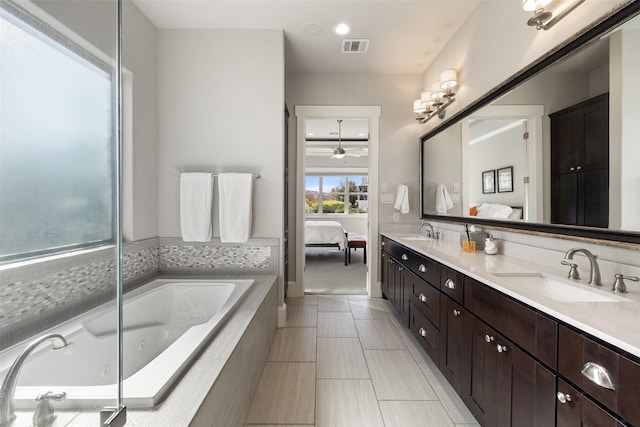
{"left": 0, "top": 278, "right": 254, "bottom": 408}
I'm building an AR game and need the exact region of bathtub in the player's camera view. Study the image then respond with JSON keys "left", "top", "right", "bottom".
{"left": 0, "top": 278, "right": 254, "bottom": 409}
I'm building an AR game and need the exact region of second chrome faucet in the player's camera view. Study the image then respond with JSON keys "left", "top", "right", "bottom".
{"left": 563, "top": 248, "right": 602, "bottom": 287}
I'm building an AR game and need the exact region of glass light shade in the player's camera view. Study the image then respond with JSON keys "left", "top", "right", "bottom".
{"left": 420, "top": 91, "right": 433, "bottom": 105}
{"left": 413, "top": 99, "right": 426, "bottom": 113}
{"left": 522, "top": 0, "right": 551, "bottom": 11}
{"left": 430, "top": 81, "right": 445, "bottom": 99}
{"left": 440, "top": 69, "right": 458, "bottom": 89}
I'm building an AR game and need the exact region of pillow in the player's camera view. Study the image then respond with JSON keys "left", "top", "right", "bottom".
{"left": 509, "top": 208, "right": 523, "bottom": 220}
{"left": 476, "top": 203, "right": 514, "bottom": 219}
{"left": 469, "top": 206, "right": 478, "bottom": 216}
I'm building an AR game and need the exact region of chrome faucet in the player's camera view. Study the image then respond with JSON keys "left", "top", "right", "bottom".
{"left": 563, "top": 248, "right": 602, "bottom": 287}
{"left": 0, "top": 334, "right": 68, "bottom": 426}
{"left": 421, "top": 222, "right": 436, "bottom": 239}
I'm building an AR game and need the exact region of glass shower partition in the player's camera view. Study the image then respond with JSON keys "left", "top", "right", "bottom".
{"left": 0, "top": 0, "right": 124, "bottom": 425}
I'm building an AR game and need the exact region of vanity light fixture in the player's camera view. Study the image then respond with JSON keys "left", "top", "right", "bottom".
{"left": 523, "top": 0, "right": 585, "bottom": 30}
{"left": 414, "top": 69, "right": 458, "bottom": 123}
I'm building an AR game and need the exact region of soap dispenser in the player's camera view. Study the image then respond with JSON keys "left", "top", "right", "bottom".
{"left": 484, "top": 235, "right": 498, "bottom": 255}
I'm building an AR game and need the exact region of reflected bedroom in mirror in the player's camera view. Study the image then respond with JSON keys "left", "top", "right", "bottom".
{"left": 421, "top": 10, "right": 640, "bottom": 240}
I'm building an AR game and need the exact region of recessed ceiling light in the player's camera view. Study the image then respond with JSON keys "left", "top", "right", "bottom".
{"left": 333, "top": 23, "right": 351, "bottom": 36}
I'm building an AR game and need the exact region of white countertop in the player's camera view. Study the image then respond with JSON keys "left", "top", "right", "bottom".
{"left": 382, "top": 232, "right": 640, "bottom": 360}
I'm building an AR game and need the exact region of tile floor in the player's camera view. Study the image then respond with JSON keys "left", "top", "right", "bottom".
{"left": 245, "top": 295, "right": 480, "bottom": 427}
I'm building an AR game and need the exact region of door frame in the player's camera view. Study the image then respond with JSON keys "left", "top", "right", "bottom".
{"left": 292, "top": 105, "right": 381, "bottom": 298}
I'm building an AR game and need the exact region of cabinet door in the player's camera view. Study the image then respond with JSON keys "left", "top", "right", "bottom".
{"left": 496, "top": 343, "right": 555, "bottom": 427}
{"left": 551, "top": 173, "right": 578, "bottom": 225}
{"left": 440, "top": 296, "right": 468, "bottom": 395}
{"left": 551, "top": 110, "right": 578, "bottom": 174}
{"left": 557, "top": 379, "right": 623, "bottom": 427}
{"left": 581, "top": 95, "right": 609, "bottom": 171}
{"left": 464, "top": 315, "right": 499, "bottom": 427}
{"left": 578, "top": 168, "right": 608, "bottom": 228}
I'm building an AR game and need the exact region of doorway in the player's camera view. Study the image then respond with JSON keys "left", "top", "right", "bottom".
{"left": 303, "top": 118, "right": 369, "bottom": 294}
{"left": 292, "top": 106, "right": 381, "bottom": 299}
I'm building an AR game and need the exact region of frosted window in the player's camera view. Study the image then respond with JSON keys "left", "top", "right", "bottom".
{"left": 0, "top": 6, "right": 115, "bottom": 261}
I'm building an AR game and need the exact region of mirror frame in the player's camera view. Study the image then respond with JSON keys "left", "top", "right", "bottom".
{"left": 420, "top": 1, "right": 640, "bottom": 247}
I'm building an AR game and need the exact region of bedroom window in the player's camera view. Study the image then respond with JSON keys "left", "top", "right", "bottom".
{"left": 0, "top": 2, "right": 116, "bottom": 262}
{"left": 305, "top": 175, "right": 368, "bottom": 215}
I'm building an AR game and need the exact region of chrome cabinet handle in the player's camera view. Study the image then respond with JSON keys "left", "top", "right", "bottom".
{"left": 445, "top": 278, "right": 456, "bottom": 289}
{"left": 418, "top": 264, "right": 427, "bottom": 273}
{"left": 399, "top": 267, "right": 404, "bottom": 271}
{"left": 381, "top": 241, "right": 385, "bottom": 246}
{"left": 556, "top": 392, "right": 572, "bottom": 404}
{"left": 419, "top": 327, "right": 427, "bottom": 337}
{"left": 581, "top": 362, "right": 615, "bottom": 390}
{"left": 390, "top": 259, "right": 395, "bottom": 265}
{"left": 453, "top": 309, "right": 461, "bottom": 316}
{"left": 497, "top": 344, "right": 508, "bottom": 353}
{"left": 484, "top": 334, "right": 494, "bottom": 343}
{"left": 401, "top": 253, "right": 409, "bottom": 261}
{"left": 570, "top": 166, "right": 576, "bottom": 171}
{"left": 418, "top": 293, "right": 428, "bottom": 303}
{"left": 576, "top": 165, "right": 583, "bottom": 170}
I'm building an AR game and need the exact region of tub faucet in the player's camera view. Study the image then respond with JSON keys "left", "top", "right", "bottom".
{"left": 0, "top": 334, "right": 68, "bottom": 427}
{"left": 563, "top": 248, "right": 602, "bottom": 287}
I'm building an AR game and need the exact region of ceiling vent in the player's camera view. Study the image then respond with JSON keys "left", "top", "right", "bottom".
{"left": 341, "top": 39, "right": 369, "bottom": 54}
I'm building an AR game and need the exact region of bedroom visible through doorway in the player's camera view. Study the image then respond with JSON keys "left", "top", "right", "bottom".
{"left": 303, "top": 118, "right": 369, "bottom": 294}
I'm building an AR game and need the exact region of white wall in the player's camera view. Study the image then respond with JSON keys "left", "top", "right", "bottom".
{"left": 286, "top": 72, "right": 422, "bottom": 282}
{"left": 157, "top": 29, "right": 284, "bottom": 241}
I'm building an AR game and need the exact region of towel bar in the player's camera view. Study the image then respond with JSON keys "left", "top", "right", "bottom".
{"left": 174, "top": 172, "right": 260, "bottom": 179}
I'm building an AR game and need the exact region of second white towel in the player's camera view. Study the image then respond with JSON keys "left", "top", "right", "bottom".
{"left": 435, "top": 184, "right": 454, "bottom": 214}
{"left": 218, "top": 173, "right": 253, "bottom": 242}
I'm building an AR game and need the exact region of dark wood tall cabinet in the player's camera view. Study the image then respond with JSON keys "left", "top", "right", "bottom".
{"left": 550, "top": 93, "right": 609, "bottom": 228}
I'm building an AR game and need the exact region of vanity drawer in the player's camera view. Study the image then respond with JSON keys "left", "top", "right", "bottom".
{"left": 408, "top": 251, "right": 440, "bottom": 286}
{"left": 465, "top": 277, "right": 557, "bottom": 368}
{"left": 558, "top": 325, "right": 640, "bottom": 426}
{"left": 383, "top": 238, "right": 411, "bottom": 264}
{"left": 410, "top": 302, "right": 440, "bottom": 366}
{"left": 406, "top": 270, "right": 440, "bottom": 328}
{"left": 440, "top": 266, "right": 464, "bottom": 304}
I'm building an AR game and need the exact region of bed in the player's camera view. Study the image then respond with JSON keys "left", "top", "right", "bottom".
{"left": 305, "top": 220, "right": 347, "bottom": 250}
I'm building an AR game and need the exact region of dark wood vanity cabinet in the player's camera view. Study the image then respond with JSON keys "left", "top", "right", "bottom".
{"left": 550, "top": 93, "right": 609, "bottom": 228}
{"left": 381, "top": 236, "right": 639, "bottom": 426}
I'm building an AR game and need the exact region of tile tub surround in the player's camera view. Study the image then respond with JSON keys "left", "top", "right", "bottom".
{"left": 382, "top": 231, "right": 640, "bottom": 359}
{"left": 11, "top": 274, "right": 278, "bottom": 427}
{"left": 0, "top": 238, "right": 159, "bottom": 349}
{"left": 0, "top": 237, "right": 278, "bottom": 349}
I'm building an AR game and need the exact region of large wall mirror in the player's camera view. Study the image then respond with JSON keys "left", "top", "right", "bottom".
{"left": 421, "top": 2, "right": 640, "bottom": 245}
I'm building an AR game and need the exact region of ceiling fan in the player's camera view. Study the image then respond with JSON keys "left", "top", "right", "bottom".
{"left": 332, "top": 119, "right": 346, "bottom": 159}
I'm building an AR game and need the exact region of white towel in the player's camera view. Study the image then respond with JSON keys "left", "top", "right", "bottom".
{"left": 394, "top": 184, "right": 410, "bottom": 214}
{"left": 435, "top": 184, "right": 454, "bottom": 214}
{"left": 218, "top": 173, "right": 253, "bottom": 242}
{"left": 180, "top": 173, "right": 213, "bottom": 242}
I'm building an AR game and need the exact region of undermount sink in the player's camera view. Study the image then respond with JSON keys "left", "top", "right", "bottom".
{"left": 399, "top": 235, "right": 430, "bottom": 241}
{"left": 493, "top": 273, "right": 632, "bottom": 303}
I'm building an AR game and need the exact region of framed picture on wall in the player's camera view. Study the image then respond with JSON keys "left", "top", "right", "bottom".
{"left": 498, "top": 166, "right": 514, "bottom": 193}
{"left": 482, "top": 170, "right": 495, "bottom": 194}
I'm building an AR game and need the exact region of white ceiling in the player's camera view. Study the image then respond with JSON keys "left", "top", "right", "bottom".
{"left": 132, "top": 0, "right": 482, "bottom": 74}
